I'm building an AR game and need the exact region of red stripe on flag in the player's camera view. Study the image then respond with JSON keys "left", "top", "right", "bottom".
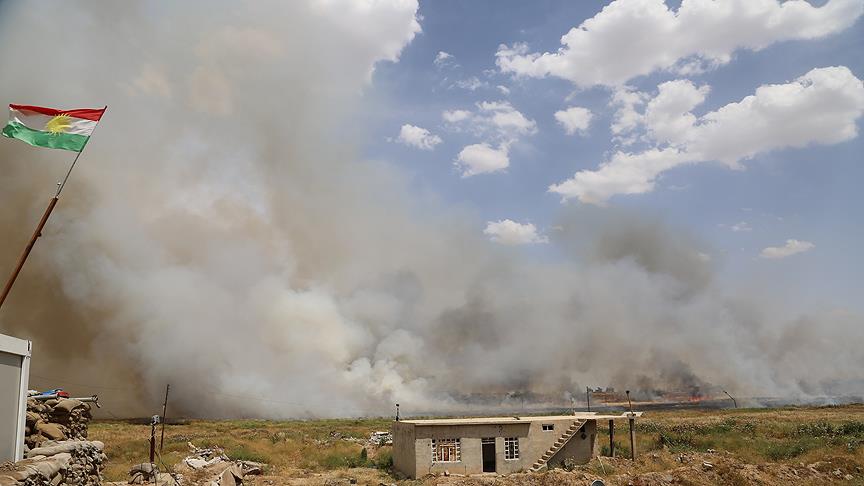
{"left": 9, "top": 104, "right": 106, "bottom": 121}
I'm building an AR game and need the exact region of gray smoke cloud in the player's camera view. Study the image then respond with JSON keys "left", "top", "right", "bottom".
{"left": 0, "top": 1, "right": 861, "bottom": 418}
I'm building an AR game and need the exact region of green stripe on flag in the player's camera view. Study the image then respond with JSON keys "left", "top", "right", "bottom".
{"left": 2, "top": 120, "right": 88, "bottom": 152}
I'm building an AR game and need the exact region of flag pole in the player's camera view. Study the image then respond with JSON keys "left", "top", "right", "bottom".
{"left": 0, "top": 107, "right": 104, "bottom": 312}
{"left": 0, "top": 195, "right": 60, "bottom": 311}
{"left": 55, "top": 145, "right": 86, "bottom": 198}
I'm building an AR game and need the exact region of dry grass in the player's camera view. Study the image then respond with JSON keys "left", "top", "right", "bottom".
{"left": 89, "top": 405, "right": 864, "bottom": 484}
{"left": 89, "top": 418, "right": 392, "bottom": 481}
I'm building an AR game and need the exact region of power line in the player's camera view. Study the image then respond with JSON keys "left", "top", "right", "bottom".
{"left": 30, "top": 373, "right": 304, "bottom": 407}
{"left": 29, "top": 373, "right": 138, "bottom": 392}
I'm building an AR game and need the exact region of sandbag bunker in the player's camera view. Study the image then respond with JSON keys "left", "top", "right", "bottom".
{"left": 0, "top": 392, "right": 105, "bottom": 486}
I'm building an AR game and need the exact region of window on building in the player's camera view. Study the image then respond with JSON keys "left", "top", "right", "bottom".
{"left": 504, "top": 437, "right": 519, "bottom": 460}
{"left": 431, "top": 438, "right": 460, "bottom": 462}
{"left": 542, "top": 424, "right": 554, "bottom": 431}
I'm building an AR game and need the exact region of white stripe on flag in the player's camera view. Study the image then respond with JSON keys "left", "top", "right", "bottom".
{"left": 9, "top": 110, "right": 98, "bottom": 136}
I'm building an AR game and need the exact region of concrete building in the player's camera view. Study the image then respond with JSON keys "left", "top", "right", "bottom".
{"left": 392, "top": 412, "right": 640, "bottom": 478}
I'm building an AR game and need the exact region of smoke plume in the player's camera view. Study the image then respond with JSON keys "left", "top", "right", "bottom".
{"left": 0, "top": 1, "right": 860, "bottom": 418}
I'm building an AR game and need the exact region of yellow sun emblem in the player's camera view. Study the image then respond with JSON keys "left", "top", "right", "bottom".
{"left": 45, "top": 114, "right": 73, "bottom": 134}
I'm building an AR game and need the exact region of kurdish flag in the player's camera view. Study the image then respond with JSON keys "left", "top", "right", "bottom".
{"left": 2, "top": 104, "right": 106, "bottom": 152}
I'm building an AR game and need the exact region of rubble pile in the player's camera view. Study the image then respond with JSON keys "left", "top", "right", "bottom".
{"left": 174, "top": 443, "right": 264, "bottom": 486}
{"left": 125, "top": 463, "right": 177, "bottom": 486}
{"left": 0, "top": 441, "right": 105, "bottom": 486}
{"left": 25, "top": 397, "right": 94, "bottom": 448}
{"left": 367, "top": 431, "right": 392, "bottom": 446}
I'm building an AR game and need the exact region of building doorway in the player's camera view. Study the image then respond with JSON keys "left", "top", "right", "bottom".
{"left": 481, "top": 438, "right": 496, "bottom": 472}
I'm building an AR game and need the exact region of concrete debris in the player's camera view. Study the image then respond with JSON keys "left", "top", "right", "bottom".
{"left": 128, "top": 463, "right": 157, "bottom": 484}
{"left": 368, "top": 431, "right": 392, "bottom": 446}
{"left": 183, "top": 443, "right": 228, "bottom": 470}
{"left": 177, "top": 443, "right": 267, "bottom": 486}
{"left": 125, "top": 464, "right": 179, "bottom": 486}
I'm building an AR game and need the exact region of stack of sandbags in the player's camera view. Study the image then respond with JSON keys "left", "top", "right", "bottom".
{"left": 25, "top": 441, "right": 105, "bottom": 486}
{"left": 24, "top": 399, "right": 92, "bottom": 449}
{"left": 0, "top": 441, "right": 104, "bottom": 486}
{"left": 50, "top": 400, "right": 92, "bottom": 440}
{"left": 0, "top": 452, "right": 71, "bottom": 486}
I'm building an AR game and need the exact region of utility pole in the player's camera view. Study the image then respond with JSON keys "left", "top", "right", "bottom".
{"left": 149, "top": 415, "right": 158, "bottom": 464}
{"left": 160, "top": 384, "right": 170, "bottom": 452}
{"left": 626, "top": 390, "right": 636, "bottom": 460}
{"left": 586, "top": 386, "right": 591, "bottom": 412}
{"left": 722, "top": 389, "right": 738, "bottom": 409}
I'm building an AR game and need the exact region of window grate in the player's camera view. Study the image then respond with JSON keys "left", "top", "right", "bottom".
{"left": 432, "top": 438, "right": 461, "bottom": 462}
{"left": 504, "top": 437, "right": 519, "bottom": 460}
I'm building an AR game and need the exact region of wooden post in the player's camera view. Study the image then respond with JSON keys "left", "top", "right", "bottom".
{"left": 0, "top": 197, "right": 59, "bottom": 311}
{"left": 628, "top": 416, "right": 636, "bottom": 460}
{"left": 608, "top": 419, "right": 615, "bottom": 457}
{"left": 149, "top": 418, "right": 156, "bottom": 464}
{"left": 159, "top": 384, "right": 170, "bottom": 452}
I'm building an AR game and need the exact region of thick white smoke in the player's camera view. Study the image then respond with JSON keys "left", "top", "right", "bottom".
{"left": 0, "top": 1, "right": 860, "bottom": 418}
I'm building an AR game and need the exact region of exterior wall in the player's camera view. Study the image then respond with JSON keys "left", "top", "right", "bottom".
{"left": 391, "top": 421, "right": 416, "bottom": 478}
{"left": 0, "top": 333, "right": 31, "bottom": 462}
{"left": 548, "top": 419, "right": 597, "bottom": 468}
{"left": 413, "top": 423, "right": 529, "bottom": 476}
{"left": 401, "top": 417, "right": 590, "bottom": 478}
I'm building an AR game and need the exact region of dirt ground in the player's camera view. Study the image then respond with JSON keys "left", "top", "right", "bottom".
{"left": 90, "top": 404, "right": 864, "bottom": 485}
{"left": 244, "top": 450, "right": 864, "bottom": 485}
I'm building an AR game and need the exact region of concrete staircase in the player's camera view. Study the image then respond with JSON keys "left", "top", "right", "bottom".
{"left": 529, "top": 420, "right": 585, "bottom": 472}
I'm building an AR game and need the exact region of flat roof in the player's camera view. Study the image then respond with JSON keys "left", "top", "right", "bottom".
{"left": 0, "top": 333, "right": 31, "bottom": 357}
{"left": 398, "top": 412, "right": 642, "bottom": 426}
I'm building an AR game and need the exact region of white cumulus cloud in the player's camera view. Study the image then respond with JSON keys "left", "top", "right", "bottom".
{"left": 550, "top": 66, "right": 864, "bottom": 204}
{"left": 484, "top": 220, "right": 548, "bottom": 245}
{"left": 442, "top": 109, "right": 472, "bottom": 123}
{"left": 760, "top": 239, "right": 815, "bottom": 259}
{"left": 396, "top": 124, "right": 442, "bottom": 150}
{"left": 447, "top": 101, "right": 537, "bottom": 177}
{"left": 455, "top": 143, "right": 510, "bottom": 177}
{"left": 496, "top": 0, "right": 863, "bottom": 87}
{"left": 453, "top": 76, "right": 487, "bottom": 91}
{"left": 476, "top": 100, "right": 538, "bottom": 138}
{"left": 434, "top": 50, "right": 454, "bottom": 67}
{"left": 554, "top": 106, "right": 593, "bottom": 135}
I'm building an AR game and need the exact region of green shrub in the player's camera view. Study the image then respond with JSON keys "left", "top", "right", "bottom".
{"left": 658, "top": 431, "right": 697, "bottom": 450}
{"left": 600, "top": 441, "right": 625, "bottom": 457}
{"left": 374, "top": 450, "right": 393, "bottom": 470}
{"left": 225, "top": 445, "right": 270, "bottom": 464}
{"left": 319, "top": 449, "right": 378, "bottom": 469}
{"left": 794, "top": 421, "right": 834, "bottom": 437}
{"left": 765, "top": 441, "right": 811, "bottom": 460}
{"left": 838, "top": 421, "right": 864, "bottom": 436}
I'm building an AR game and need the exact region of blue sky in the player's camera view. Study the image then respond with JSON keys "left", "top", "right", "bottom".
{"left": 363, "top": 0, "right": 864, "bottom": 312}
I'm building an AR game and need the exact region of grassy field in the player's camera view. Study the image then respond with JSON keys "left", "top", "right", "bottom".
{"left": 90, "top": 404, "right": 864, "bottom": 485}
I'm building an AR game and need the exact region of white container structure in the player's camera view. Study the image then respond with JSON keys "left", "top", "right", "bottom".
{"left": 0, "top": 332, "right": 31, "bottom": 462}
